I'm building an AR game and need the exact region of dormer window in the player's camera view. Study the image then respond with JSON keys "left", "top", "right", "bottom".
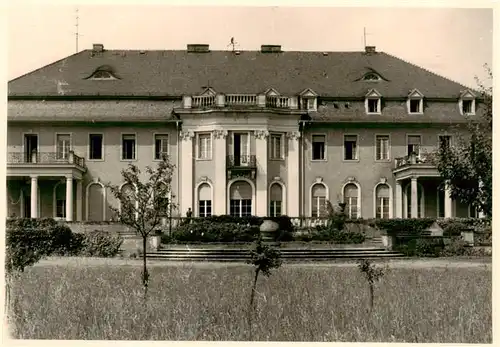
{"left": 407, "top": 89, "right": 424, "bottom": 114}
{"left": 365, "top": 89, "right": 382, "bottom": 114}
{"left": 86, "top": 65, "right": 118, "bottom": 80}
{"left": 299, "top": 88, "right": 318, "bottom": 111}
{"left": 459, "top": 90, "right": 476, "bottom": 116}
{"left": 363, "top": 73, "right": 381, "bottom": 81}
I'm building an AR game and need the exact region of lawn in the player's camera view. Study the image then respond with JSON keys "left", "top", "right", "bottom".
{"left": 7, "top": 262, "right": 491, "bottom": 342}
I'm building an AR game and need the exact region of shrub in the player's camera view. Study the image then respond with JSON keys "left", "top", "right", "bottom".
{"left": 395, "top": 237, "right": 445, "bottom": 257}
{"left": 171, "top": 221, "right": 260, "bottom": 243}
{"left": 50, "top": 224, "right": 83, "bottom": 256}
{"left": 79, "top": 230, "right": 123, "bottom": 257}
{"left": 443, "top": 222, "right": 468, "bottom": 238}
{"left": 332, "top": 230, "right": 366, "bottom": 244}
{"left": 373, "top": 218, "right": 435, "bottom": 236}
{"left": 440, "top": 239, "right": 470, "bottom": 257}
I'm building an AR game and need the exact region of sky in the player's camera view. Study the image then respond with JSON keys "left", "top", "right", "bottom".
{"left": 7, "top": 3, "right": 494, "bottom": 89}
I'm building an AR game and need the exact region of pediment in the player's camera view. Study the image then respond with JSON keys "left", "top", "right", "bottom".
{"left": 265, "top": 88, "right": 280, "bottom": 96}
{"left": 200, "top": 87, "right": 217, "bottom": 96}
{"left": 408, "top": 89, "right": 424, "bottom": 99}
{"left": 365, "top": 89, "right": 382, "bottom": 98}
{"left": 299, "top": 88, "right": 318, "bottom": 97}
{"left": 460, "top": 89, "right": 476, "bottom": 99}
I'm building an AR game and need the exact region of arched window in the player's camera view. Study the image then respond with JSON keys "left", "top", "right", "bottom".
{"left": 198, "top": 183, "right": 212, "bottom": 217}
{"left": 311, "top": 184, "right": 327, "bottom": 217}
{"left": 375, "top": 184, "right": 390, "bottom": 219}
{"left": 229, "top": 181, "right": 252, "bottom": 217}
{"left": 120, "top": 183, "right": 136, "bottom": 218}
{"left": 269, "top": 183, "right": 283, "bottom": 217}
{"left": 87, "top": 182, "right": 106, "bottom": 221}
{"left": 344, "top": 183, "right": 359, "bottom": 219}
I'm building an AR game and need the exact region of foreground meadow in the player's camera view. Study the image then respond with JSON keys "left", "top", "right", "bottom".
{"left": 8, "top": 262, "right": 491, "bottom": 342}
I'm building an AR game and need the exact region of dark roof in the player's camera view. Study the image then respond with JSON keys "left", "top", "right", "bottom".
{"left": 8, "top": 100, "right": 178, "bottom": 122}
{"left": 8, "top": 49, "right": 471, "bottom": 98}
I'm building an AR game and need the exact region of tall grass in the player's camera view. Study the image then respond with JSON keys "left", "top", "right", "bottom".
{"left": 8, "top": 263, "right": 491, "bottom": 342}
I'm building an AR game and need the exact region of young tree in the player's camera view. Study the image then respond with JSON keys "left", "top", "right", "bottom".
{"left": 107, "top": 156, "right": 176, "bottom": 297}
{"left": 434, "top": 65, "right": 492, "bottom": 217}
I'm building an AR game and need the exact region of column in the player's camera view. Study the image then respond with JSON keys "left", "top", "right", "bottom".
{"left": 30, "top": 175, "right": 38, "bottom": 218}
{"left": 410, "top": 176, "right": 418, "bottom": 218}
{"left": 180, "top": 130, "right": 194, "bottom": 216}
{"left": 213, "top": 130, "right": 228, "bottom": 215}
{"left": 76, "top": 180, "right": 83, "bottom": 221}
{"left": 287, "top": 131, "right": 301, "bottom": 217}
{"left": 65, "top": 175, "right": 73, "bottom": 222}
{"left": 255, "top": 130, "right": 269, "bottom": 217}
{"left": 444, "top": 180, "right": 453, "bottom": 218}
{"left": 395, "top": 180, "right": 402, "bottom": 218}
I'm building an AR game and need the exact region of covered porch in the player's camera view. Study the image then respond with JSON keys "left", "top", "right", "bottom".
{"left": 7, "top": 151, "right": 86, "bottom": 221}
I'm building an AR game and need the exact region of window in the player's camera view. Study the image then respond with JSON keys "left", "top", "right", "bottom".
{"left": 269, "top": 183, "right": 283, "bottom": 217}
{"left": 198, "top": 133, "right": 212, "bottom": 159}
{"left": 198, "top": 183, "right": 212, "bottom": 217}
{"left": 375, "top": 184, "right": 390, "bottom": 219}
{"left": 407, "top": 135, "right": 421, "bottom": 156}
{"left": 438, "top": 135, "right": 451, "bottom": 152}
{"left": 409, "top": 99, "right": 422, "bottom": 113}
{"left": 122, "top": 134, "right": 136, "bottom": 160}
{"left": 56, "top": 199, "right": 66, "bottom": 218}
{"left": 229, "top": 181, "right": 252, "bottom": 217}
{"left": 312, "top": 135, "right": 326, "bottom": 160}
{"left": 91, "top": 70, "right": 114, "bottom": 79}
{"left": 462, "top": 100, "right": 473, "bottom": 115}
{"left": 344, "top": 135, "right": 358, "bottom": 160}
{"left": 56, "top": 134, "right": 71, "bottom": 160}
{"left": 363, "top": 73, "right": 380, "bottom": 81}
{"left": 367, "top": 99, "right": 380, "bottom": 113}
{"left": 376, "top": 135, "right": 390, "bottom": 161}
{"left": 311, "top": 184, "right": 327, "bottom": 217}
{"left": 230, "top": 199, "right": 252, "bottom": 217}
{"left": 89, "top": 134, "right": 103, "bottom": 160}
{"left": 270, "top": 134, "right": 283, "bottom": 159}
{"left": 154, "top": 134, "right": 169, "bottom": 160}
{"left": 344, "top": 183, "right": 359, "bottom": 219}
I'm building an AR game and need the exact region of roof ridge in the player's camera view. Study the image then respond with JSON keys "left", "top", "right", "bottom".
{"left": 382, "top": 51, "right": 474, "bottom": 92}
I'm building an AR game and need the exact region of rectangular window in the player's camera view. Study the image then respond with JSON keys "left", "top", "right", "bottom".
{"left": 409, "top": 99, "right": 421, "bottom": 113}
{"left": 462, "top": 100, "right": 473, "bottom": 114}
{"left": 199, "top": 200, "right": 212, "bottom": 217}
{"left": 269, "top": 201, "right": 282, "bottom": 217}
{"left": 376, "top": 135, "right": 390, "bottom": 161}
{"left": 376, "top": 197, "right": 390, "bottom": 219}
{"left": 344, "top": 135, "right": 358, "bottom": 160}
{"left": 154, "top": 134, "right": 169, "bottom": 160}
{"left": 230, "top": 199, "right": 252, "bottom": 217}
{"left": 368, "top": 99, "right": 379, "bottom": 113}
{"left": 312, "top": 135, "right": 326, "bottom": 160}
{"left": 89, "top": 134, "right": 103, "bottom": 160}
{"left": 407, "top": 135, "right": 421, "bottom": 156}
{"left": 56, "top": 134, "right": 71, "bottom": 160}
{"left": 198, "top": 133, "right": 212, "bottom": 159}
{"left": 270, "top": 134, "right": 282, "bottom": 159}
{"left": 122, "top": 134, "right": 136, "bottom": 160}
{"left": 438, "top": 135, "right": 451, "bottom": 151}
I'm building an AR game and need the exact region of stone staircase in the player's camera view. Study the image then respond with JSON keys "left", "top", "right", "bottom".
{"left": 145, "top": 245, "right": 403, "bottom": 262}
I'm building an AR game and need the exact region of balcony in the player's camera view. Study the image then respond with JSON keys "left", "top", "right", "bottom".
{"left": 226, "top": 155, "right": 257, "bottom": 180}
{"left": 7, "top": 151, "right": 87, "bottom": 178}
{"left": 266, "top": 95, "right": 290, "bottom": 108}
{"left": 393, "top": 152, "right": 440, "bottom": 180}
{"left": 226, "top": 94, "right": 258, "bottom": 107}
{"left": 184, "top": 93, "right": 296, "bottom": 110}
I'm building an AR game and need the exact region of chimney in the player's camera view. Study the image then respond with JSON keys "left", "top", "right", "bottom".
{"left": 92, "top": 43, "right": 104, "bottom": 53}
{"left": 261, "top": 45, "right": 282, "bottom": 53}
{"left": 365, "top": 46, "right": 376, "bottom": 54}
{"left": 187, "top": 44, "right": 210, "bottom": 53}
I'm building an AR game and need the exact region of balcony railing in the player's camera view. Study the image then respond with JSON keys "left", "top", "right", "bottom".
{"left": 192, "top": 95, "right": 216, "bottom": 108}
{"left": 266, "top": 95, "right": 290, "bottom": 108}
{"left": 394, "top": 152, "right": 437, "bottom": 169}
{"left": 226, "top": 94, "right": 257, "bottom": 106}
{"left": 8, "top": 151, "right": 86, "bottom": 170}
{"left": 226, "top": 155, "right": 257, "bottom": 168}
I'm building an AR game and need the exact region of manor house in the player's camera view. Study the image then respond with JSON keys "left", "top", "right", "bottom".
{"left": 7, "top": 43, "right": 482, "bottom": 222}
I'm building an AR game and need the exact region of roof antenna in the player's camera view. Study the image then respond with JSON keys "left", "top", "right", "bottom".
{"left": 363, "top": 27, "right": 367, "bottom": 48}
{"left": 75, "top": 7, "right": 80, "bottom": 53}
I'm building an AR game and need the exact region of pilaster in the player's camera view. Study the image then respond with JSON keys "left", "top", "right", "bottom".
{"left": 213, "top": 130, "right": 228, "bottom": 215}
{"left": 180, "top": 130, "right": 195, "bottom": 216}
{"left": 254, "top": 130, "right": 269, "bottom": 217}
{"left": 287, "top": 131, "right": 301, "bottom": 217}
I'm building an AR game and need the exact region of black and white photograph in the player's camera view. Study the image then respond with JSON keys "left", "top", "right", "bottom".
{"left": 4, "top": 2, "right": 494, "bottom": 343}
